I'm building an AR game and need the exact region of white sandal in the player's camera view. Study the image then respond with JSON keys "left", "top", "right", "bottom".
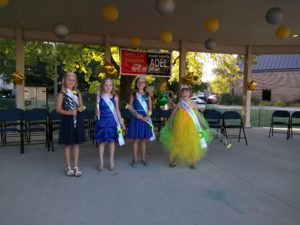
{"left": 73, "top": 167, "right": 82, "bottom": 177}
{"left": 65, "top": 167, "right": 74, "bottom": 176}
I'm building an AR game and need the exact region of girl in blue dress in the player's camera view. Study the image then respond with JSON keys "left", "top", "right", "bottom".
{"left": 127, "top": 76, "right": 154, "bottom": 167}
{"left": 94, "top": 78, "right": 125, "bottom": 172}
{"left": 56, "top": 72, "right": 86, "bottom": 177}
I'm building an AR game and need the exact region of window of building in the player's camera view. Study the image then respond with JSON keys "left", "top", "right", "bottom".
{"left": 262, "top": 89, "right": 271, "bottom": 101}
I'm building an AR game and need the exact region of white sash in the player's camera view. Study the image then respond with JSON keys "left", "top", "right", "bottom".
{"left": 66, "top": 89, "right": 79, "bottom": 128}
{"left": 96, "top": 95, "right": 100, "bottom": 120}
{"left": 66, "top": 89, "right": 79, "bottom": 106}
{"left": 179, "top": 99, "right": 207, "bottom": 148}
{"left": 101, "top": 94, "right": 125, "bottom": 146}
{"left": 136, "top": 93, "right": 156, "bottom": 141}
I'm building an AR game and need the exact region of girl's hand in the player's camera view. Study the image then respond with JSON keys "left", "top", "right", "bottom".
{"left": 137, "top": 114, "right": 143, "bottom": 120}
{"left": 121, "top": 124, "right": 126, "bottom": 132}
{"left": 71, "top": 109, "right": 77, "bottom": 116}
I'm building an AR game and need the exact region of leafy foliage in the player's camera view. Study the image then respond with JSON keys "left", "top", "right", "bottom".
{"left": 210, "top": 54, "right": 242, "bottom": 94}
{"left": 0, "top": 38, "right": 16, "bottom": 79}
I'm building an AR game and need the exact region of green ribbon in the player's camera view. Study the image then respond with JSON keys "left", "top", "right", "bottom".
{"left": 198, "top": 132, "right": 204, "bottom": 138}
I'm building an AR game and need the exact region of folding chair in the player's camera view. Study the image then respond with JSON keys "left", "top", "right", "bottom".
{"left": 23, "top": 108, "right": 49, "bottom": 150}
{"left": 160, "top": 109, "right": 172, "bottom": 128}
{"left": 48, "top": 110, "right": 62, "bottom": 151}
{"left": 290, "top": 111, "right": 300, "bottom": 138}
{"left": 150, "top": 108, "right": 161, "bottom": 134}
{"left": 203, "top": 109, "right": 231, "bottom": 148}
{"left": 203, "top": 109, "right": 223, "bottom": 130}
{"left": 81, "top": 109, "right": 95, "bottom": 141}
{"left": 120, "top": 108, "right": 131, "bottom": 138}
{"left": 223, "top": 111, "right": 248, "bottom": 145}
{"left": 268, "top": 110, "right": 290, "bottom": 140}
{"left": 0, "top": 108, "right": 24, "bottom": 153}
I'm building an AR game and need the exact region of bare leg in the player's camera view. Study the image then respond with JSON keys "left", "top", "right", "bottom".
{"left": 132, "top": 139, "right": 138, "bottom": 161}
{"left": 73, "top": 144, "right": 82, "bottom": 176}
{"left": 141, "top": 139, "right": 147, "bottom": 161}
{"left": 141, "top": 139, "right": 149, "bottom": 166}
{"left": 98, "top": 142, "right": 105, "bottom": 170}
{"left": 64, "top": 145, "right": 71, "bottom": 168}
{"left": 73, "top": 144, "right": 80, "bottom": 168}
{"left": 109, "top": 142, "right": 115, "bottom": 170}
{"left": 65, "top": 145, "right": 74, "bottom": 176}
{"left": 130, "top": 139, "right": 139, "bottom": 167}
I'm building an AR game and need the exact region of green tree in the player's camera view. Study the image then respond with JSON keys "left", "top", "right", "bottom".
{"left": 210, "top": 76, "right": 231, "bottom": 93}
{"left": 210, "top": 54, "right": 242, "bottom": 94}
{"left": 0, "top": 38, "right": 16, "bottom": 80}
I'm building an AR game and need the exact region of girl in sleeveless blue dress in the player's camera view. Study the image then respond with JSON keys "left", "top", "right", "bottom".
{"left": 127, "top": 94, "right": 153, "bottom": 139}
{"left": 127, "top": 76, "right": 153, "bottom": 167}
{"left": 94, "top": 96, "right": 118, "bottom": 143}
{"left": 94, "top": 78, "right": 125, "bottom": 172}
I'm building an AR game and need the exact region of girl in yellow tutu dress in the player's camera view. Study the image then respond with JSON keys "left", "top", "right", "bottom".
{"left": 160, "top": 87, "right": 212, "bottom": 169}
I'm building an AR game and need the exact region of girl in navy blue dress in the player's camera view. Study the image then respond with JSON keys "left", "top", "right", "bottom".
{"left": 127, "top": 76, "right": 154, "bottom": 167}
{"left": 56, "top": 72, "right": 86, "bottom": 177}
{"left": 94, "top": 78, "right": 125, "bottom": 172}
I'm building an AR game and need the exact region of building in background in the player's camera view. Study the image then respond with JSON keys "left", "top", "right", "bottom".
{"left": 237, "top": 54, "right": 300, "bottom": 102}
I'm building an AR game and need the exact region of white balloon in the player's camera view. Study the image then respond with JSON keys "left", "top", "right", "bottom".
{"left": 53, "top": 23, "right": 69, "bottom": 39}
{"left": 265, "top": 7, "right": 284, "bottom": 25}
{"left": 204, "top": 38, "right": 216, "bottom": 50}
{"left": 155, "top": 0, "right": 175, "bottom": 16}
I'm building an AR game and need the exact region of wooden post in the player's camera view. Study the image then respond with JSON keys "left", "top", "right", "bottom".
{"left": 242, "top": 45, "right": 253, "bottom": 127}
{"left": 15, "top": 28, "right": 25, "bottom": 109}
{"left": 179, "top": 40, "right": 186, "bottom": 98}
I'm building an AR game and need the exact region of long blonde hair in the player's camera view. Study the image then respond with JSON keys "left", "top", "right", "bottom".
{"left": 98, "top": 78, "right": 116, "bottom": 96}
{"left": 61, "top": 72, "right": 80, "bottom": 94}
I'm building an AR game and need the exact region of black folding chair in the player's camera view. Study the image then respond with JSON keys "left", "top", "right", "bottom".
{"left": 204, "top": 109, "right": 231, "bottom": 148}
{"left": 0, "top": 108, "right": 24, "bottom": 153}
{"left": 150, "top": 108, "right": 161, "bottom": 134}
{"left": 81, "top": 109, "right": 95, "bottom": 141}
{"left": 223, "top": 111, "right": 248, "bottom": 145}
{"left": 269, "top": 110, "right": 290, "bottom": 140}
{"left": 290, "top": 111, "right": 300, "bottom": 138}
{"left": 120, "top": 108, "right": 131, "bottom": 138}
{"left": 203, "top": 109, "right": 223, "bottom": 130}
{"left": 160, "top": 109, "right": 172, "bottom": 127}
{"left": 48, "top": 110, "right": 62, "bottom": 151}
{"left": 23, "top": 108, "right": 49, "bottom": 150}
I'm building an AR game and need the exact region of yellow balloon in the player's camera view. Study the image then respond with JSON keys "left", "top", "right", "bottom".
{"left": 275, "top": 26, "right": 290, "bottom": 39}
{"left": 247, "top": 81, "right": 257, "bottom": 91}
{"left": 102, "top": 5, "right": 119, "bottom": 22}
{"left": 12, "top": 71, "right": 24, "bottom": 84}
{"left": 0, "top": 0, "right": 9, "bottom": 8}
{"left": 160, "top": 31, "right": 173, "bottom": 44}
{"left": 130, "top": 37, "right": 141, "bottom": 48}
{"left": 204, "top": 17, "right": 220, "bottom": 32}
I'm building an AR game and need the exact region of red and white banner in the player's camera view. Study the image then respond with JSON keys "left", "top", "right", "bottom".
{"left": 120, "top": 49, "right": 171, "bottom": 77}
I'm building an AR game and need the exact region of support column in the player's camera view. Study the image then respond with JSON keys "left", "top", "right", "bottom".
{"left": 15, "top": 28, "right": 25, "bottom": 109}
{"left": 179, "top": 40, "right": 186, "bottom": 95}
{"left": 242, "top": 45, "right": 253, "bottom": 128}
{"left": 104, "top": 33, "right": 111, "bottom": 62}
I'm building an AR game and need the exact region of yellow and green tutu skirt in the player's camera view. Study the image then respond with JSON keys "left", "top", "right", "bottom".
{"left": 160, "top": 108, "right": 212, "bottom": 165}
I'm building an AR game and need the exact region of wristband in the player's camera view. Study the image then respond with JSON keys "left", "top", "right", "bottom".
{"left": 147, "top": 111, "right": 152, "bottom": 117}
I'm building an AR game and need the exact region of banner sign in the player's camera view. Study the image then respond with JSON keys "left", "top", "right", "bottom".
{"left": 120, "top": 49, "right": 171, "bottom": 77}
